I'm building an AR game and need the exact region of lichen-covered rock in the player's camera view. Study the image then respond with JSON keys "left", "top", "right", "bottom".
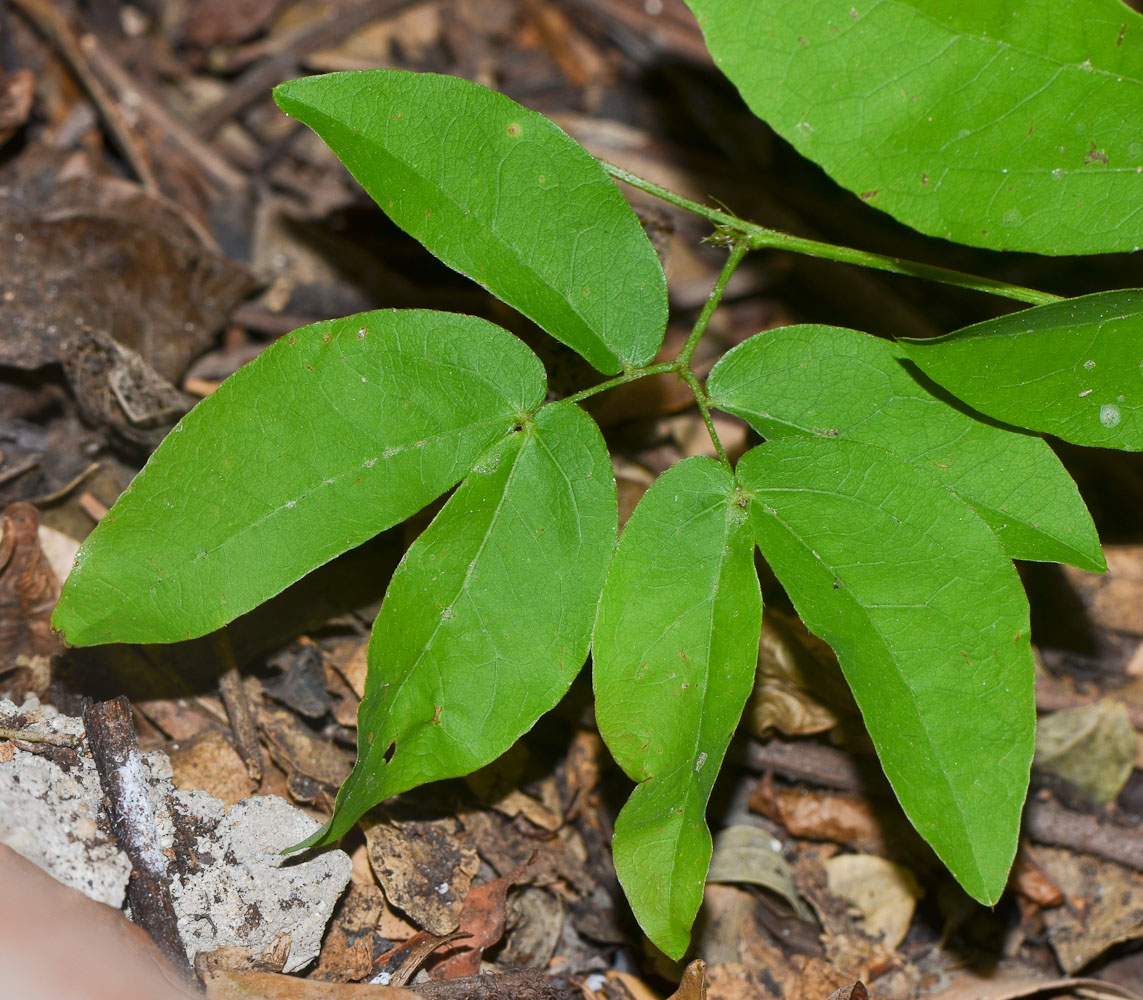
{"left": 0, "top": 700, "right": 351, "bottom": 973}
{"left": 0, "top": 698, "right": 130, "bottom": 907}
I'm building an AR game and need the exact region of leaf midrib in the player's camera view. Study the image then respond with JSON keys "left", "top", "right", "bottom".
{"left": 293, "top": 97, "right": 628, "bottom": 371}
{"left": 752, "top": 497, "right": 987, "bottom": 890}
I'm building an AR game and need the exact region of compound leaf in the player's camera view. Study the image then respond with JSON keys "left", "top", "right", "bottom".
{"left": 737, "top": 438, "right": 1034, "bottom": 904}
{"left": 594, "top": 457, "right": 762, "bottom": 959}
{"left": 708, "top": 325, "right": 1104, "bottom": 570}
{"left": 900, "top": 290, "right": 1143, "bottom": 451}
{"left": 274, "top": 70, "right": 668, "bottom": 374}
{"left": 686, "top": 0, "right": 1143, "bottom": 255}
{"left": 300, "top": 401, "right": 617, "bottom": 847}
{"left": 52, "top": 310, "right": 545, "bottom": 646}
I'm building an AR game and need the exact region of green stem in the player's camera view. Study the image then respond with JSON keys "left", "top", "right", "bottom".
{"left": 602, "top": 161, "right": 1063, "bottom": 307}
{"left": 679, "top": 369, "right": 729, "bottom": 468}
{"left": 677, "top": 242, "right": 748, "bottom": 369}
{"left": 562, "top": 362, "right": 676, "bottom": 405}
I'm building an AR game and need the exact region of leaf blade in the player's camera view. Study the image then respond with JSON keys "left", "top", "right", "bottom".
{"left": 737, "top": 438, "right": 1035, "bottom": 903}
{"left": 686, "top": 0, "right": 1143, "bottom": 255}
{"left": 593, "top": 458, "right": 762, "bottom": 958}
{"left": 307, "top": 401, "right": 617, "bottom": 845}
{"left": 52, "top": 310, "right": 545, "bottom": 645}
{"left": 274, "top": 70, "right": 668, "bottom": 374}
{"left": 899, "top": 290, "right": 1143, "bottom": 451}
{"left": 707, "top": 324, "right": 1104, "bottom": 570}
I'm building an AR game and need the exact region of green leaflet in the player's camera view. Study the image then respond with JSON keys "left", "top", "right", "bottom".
{"left": 707, "top": 325, "right": 1104, "bottom": 571}
{"left": 51, "top": 310, "right": 545, "bottom": 646}
{"left": 300, "top": 401, "right": 617, "bottom": 847}
{"left": 593, "top": 458, "right": 762, "bottom": 960}
{"left": 686, "top": 0, "right": 1143, "bottom": 255}
{"left": 737, "top": 438, "right": 1034, "bottom": 904}
{"left": 274, "top": 71, "right": 668, "bottom": 374}
{"left": 899, "top": 290, "right": 1143, "bottom": 451}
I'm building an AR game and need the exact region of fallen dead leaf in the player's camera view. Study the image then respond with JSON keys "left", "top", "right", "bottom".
{"left": 1036, "top": 846, "right": 1143, "bottom": 973}
{"left": 0, "top": 502, "right": 61, "bottom": 696}
{"left": 1035, "top": 699, "right": 1138, "bottom": 803}
{"left": 168, "top": 729, "right": 256, "bottom": 807}
{"left": 667, "top": 960, "right": 707, "bottom": 1000}
{"left": 203, "top": 969, "right": 420, "bottom": 999}
{"left": 364, "top": 809, "right": 479, "bottom": 935}
{"left": 822, "top": 854, "right": 922, "bottom": 952}
{"left": 428, "top": 855, "right": 535, "bottom": 978}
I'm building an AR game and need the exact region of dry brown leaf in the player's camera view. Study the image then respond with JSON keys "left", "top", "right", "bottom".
{"left": 1036, "top": 846, "right": 1143, "bottom": 973}
{"left": 1062, "top": 545, "right": 1143, "bottom": 635}
{"left": 0, "top": 502, "right": 61, "bottom": 697}
{"left": 666, "top": 960, "right": 708, "bottom": 1000}
{"left": 749, "top": 780, "right": 894, "bottom": 856}
{"left": 310, "top": 882, "right": 384, "bottom": 983}
{"left": 203, "top": 969, "right": 420, "bottom": 999}
{"left": 363, "top": 810, "right": 480, "bottom": 935}
{"left": 749, "top": 611, "right": 857, "bottom": 739}
{"left": 428, "top": 855, "right": 535, "bottom": 978}
{"left": 822, "top": 854, "right": 922, "bottom": 952}
{"left": 168, "top": 729, "right": 255, "bottom": 807}
{"left": 935, "top": 970, "right": 1142, "bottom": 1000}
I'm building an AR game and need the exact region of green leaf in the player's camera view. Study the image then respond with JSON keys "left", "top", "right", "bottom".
{"left": 899, "top": 290, "right": 1143, "bottom": 451}
{"left": 52, "top": 310, "right": 545, "bottom": 646}
{"left": 707, "top": 324, "right": 1104, "bottom": 571}
{"left": 737, "top": 438, "right": 1034, "bottom": 904}
{"left": 301, "top": 401, "right": 617, "bottom": 847}
{"left": 686, "top": 0, "right": 1143, "bottom": 255}
{"left": 593, "top": 458, "right": 762, "bottom": 959}
{"left": 274, "top": 70, "right": 668, "bottom": 374}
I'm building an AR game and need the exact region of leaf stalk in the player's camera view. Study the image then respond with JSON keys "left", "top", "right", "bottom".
{"left": 602, "top": 161, "right": 1063, "bottom": 307}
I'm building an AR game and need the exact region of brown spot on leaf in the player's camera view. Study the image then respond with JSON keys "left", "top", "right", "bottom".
{"left": 1085, "top": 141, "right": 1110, "bottom": 165}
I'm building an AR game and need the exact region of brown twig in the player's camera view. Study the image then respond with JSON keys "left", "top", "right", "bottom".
{"left": 75, "top": 35, "right": 248, "bottom": 195}
{"left": 9, "top": 0, "right": 158, "bottom": 191}
{"left": 194, "top": 0, "right": 427, "bottom": 138}
{"left": 740, "top": 736, "right": 1143, "bottom": 875}
{"left": 215, "top": 634, "right": 263, "bottom": 783}
{"left": 82, "top": 696, "right": 193, "bottom": 981}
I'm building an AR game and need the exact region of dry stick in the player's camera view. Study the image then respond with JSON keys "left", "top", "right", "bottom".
{"left": 740, "top": 736, "right": 1143, "bottom": 875}
{"left": 214, "top": 632, "right": 263, "bottom": 783}
{"left": 194, "top": 0, "right": 429, "bottom": 138}
{"left": 78, "top": 36, "right": 248, "bottom": 194}
{"left": 9, "top": 0, "right": 158, "bottom": 192}
{"left": 82, "top": 696, "right": 194, "bottom": 982}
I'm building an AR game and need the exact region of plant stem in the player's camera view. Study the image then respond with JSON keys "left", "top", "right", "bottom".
{"left": 602, "top": 161, "right": 1063, "bottom": 307}
{"left": 677, "top": 242, "right": 748, "bottom": 369}
{"left": 562, "top": 362, "right": 677, "bottom": 405}
{"left": 679, "top": 369, "right": 730, "bottom": 468}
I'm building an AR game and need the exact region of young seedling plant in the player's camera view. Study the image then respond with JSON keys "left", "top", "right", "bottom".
{"left": 53, "top": 0, "right": 1143, "bottom": 961}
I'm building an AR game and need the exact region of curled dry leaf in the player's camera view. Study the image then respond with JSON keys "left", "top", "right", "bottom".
{"left": 749, "top": 776, "right": 918, "bottom": 859}
{"left": 429, "top": 854, "right": 537, "bottom": 979}
{"left": 748, "top": 610, "right": 857, "bottom": 739}
{"left": 0, "top": 502, "right": 61, "bottom": 697}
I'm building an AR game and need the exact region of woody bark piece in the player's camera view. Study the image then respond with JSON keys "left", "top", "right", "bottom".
{"left": 82, "top": 696, "right": 192, "bottom": 981}
{"left": 748, "top": 735, "right": 1143, "bottom": 873}
{"left": 218, "top": 654, "right": 263, "bottom": 782}
{"left": 409, "top": 969, "right": 573, "bottom": 1000}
